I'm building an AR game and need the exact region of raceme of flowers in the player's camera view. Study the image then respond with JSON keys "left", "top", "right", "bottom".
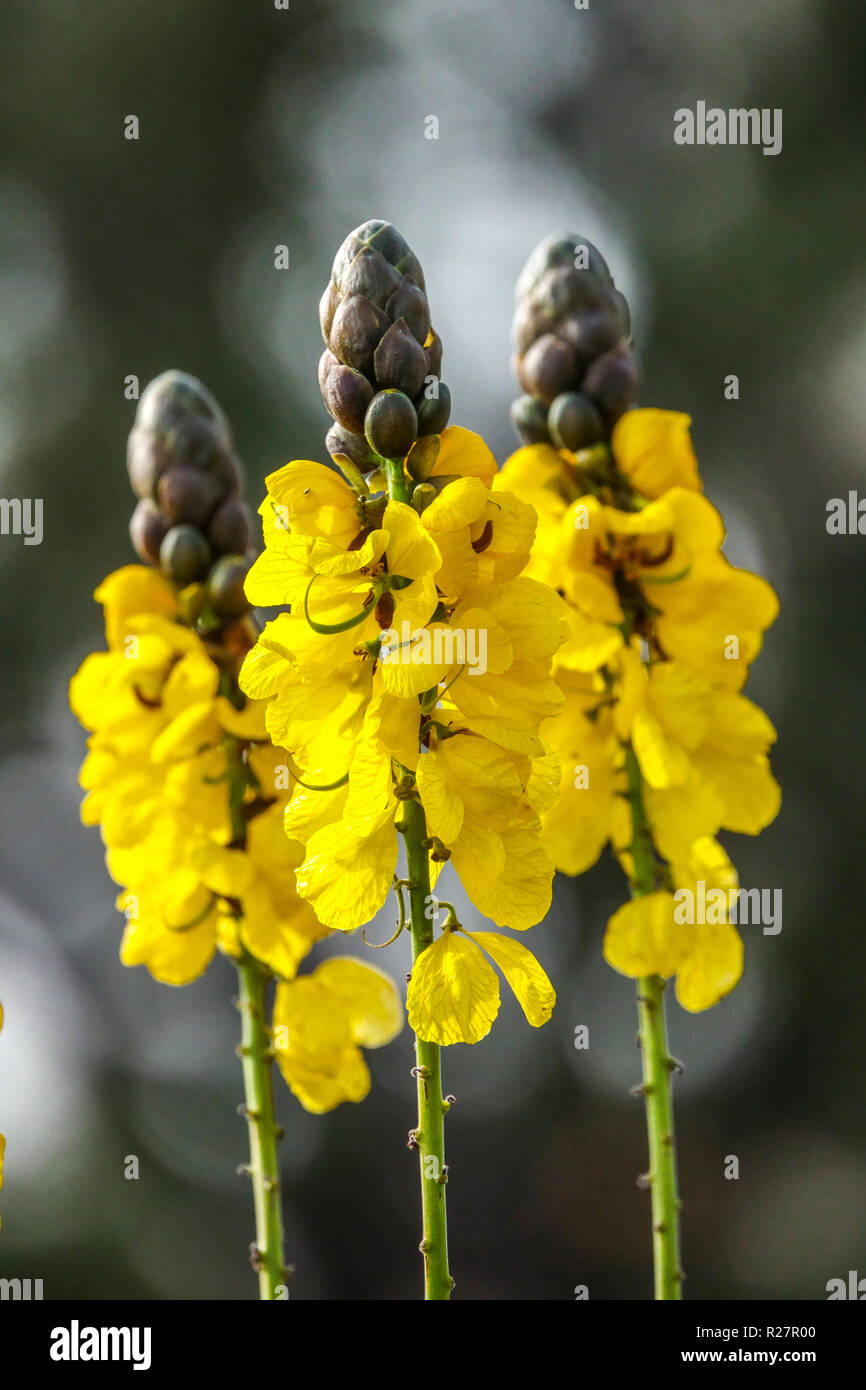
{"left": 497, "top": 407, "right": 780, "bottom": 1011}
{"left": 239, "top": 424, "right": 567, "bottom": 1044}
{"left": 69, "top": 564, "right": 402, "bottom": 1111}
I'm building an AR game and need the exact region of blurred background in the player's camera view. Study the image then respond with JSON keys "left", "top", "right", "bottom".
{"left": 0, "top": 0, "right": 864, "bottom": 1300}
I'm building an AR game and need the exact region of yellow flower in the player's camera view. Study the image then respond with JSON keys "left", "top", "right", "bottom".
{"left": 626, "top": 660, "right": 780, "bottom": 863}
{"left": 610, "top": 408, "right": 701, "bottom": 499}
{"left": 272, "top": 956, "right": 403, "bottom": 1113}
{"left": 242, "top": 427, "right": 569, "bottom": 977}
{"left": 497, "top": 410, "right": 778, "bottom": 691}
{"left": 72, "top": 565, "right": 332, "bottom": 989}
{"left": 407, "top": 928, "right": 555, "bottom": 1045}
{"left": 603, "top": 838, "right": 744, "bottom": 1011}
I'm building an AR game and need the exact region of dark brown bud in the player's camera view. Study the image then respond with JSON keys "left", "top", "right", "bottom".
{"left": 517, "top": 333, "right": 577, "bottom": 405}
{"left": 365, "top": 389, "right": 418, "bottom": 460}
{"left": 385, "top": 278, "right": 430, "bottom": 345}
{"left": 207, "top": 554, "right": 252, "bottom": 618}
{"left": 416, "top": 381, "right": 451, "bottom": 436}
{"left": 609, "top": 288, "right": 631, "bottom": 337}
{"left": 157, "top": 464, "right": 225, "bottom": 528}
{"left": 329, "top": 292, "right": 390, "bottom": 376}
{"left": 513, "top": 300, "right": 547, "bottom": 356}
{"left": 548, "top": 391, "right": 604, "bottom": 452}
{"left": 319, "top": 350, "right": 375, "bottom": 434}
{"left": 159, "top": 524, "right": 212, "bottom": 585}
{"left": 129, "top": 498, "right": 168, "bottom": 564}
{"left": 136, "top": 370, "right": 230, "bottom": 442}
{"left": 207, "top": 448, "right": 244, "bottom": 497}
{"left": 326, "top": 423, "right": 380, "bottom": 473}
{"left": 559, "top": 305, "right": 627, "bottom": 369}
{"left": 319, "top": 280, "right": 340, "bottom": 344}
{"left": 374, "top": 318, "right": 428, "bottom": 397}
{"left": 127, "top": 427, "right": 169, "bottom": 500}
{"left": 341, "top": 246, "right": 402, "bottom": 310}
{"left": 582, "top": 342, "right": 640, "bottom": 426}
{"left": 529, "top": 265, "right": 606, "bottom": 324}
{"left": 208, "top": 496, "right": 251, "bottom": 554}
{"left": 394, "top": 249, "right": 426, "bottom": 291}
{"left": 166, "top": 414, "right": 230, "bottom": 470}
{"left": 424, "top": 333, "right": 443, "bottom": 379}
{"left": 510, "top": 394, "right": 550, "bottom": 445}
{"left": 355, "top": 220, "right": 412, "bottom": 268}
{"left": 516, "top": 233, "right": 613, "bottom": 300}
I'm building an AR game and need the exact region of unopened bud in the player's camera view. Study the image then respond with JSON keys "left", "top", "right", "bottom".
{"left": 340, "top": 245, "right": 402, "bottom": 310}
{"left": 416, "top": 382, "right": 451, "bottom": 436}
{"left": 319, "top": 350, "right": 375, "bottom": 434}
{"left": 329, "top": 292, "right": 390, "bottom": 377}
{"left": 325, "top": 423, "right": 380, "bottom": 473}
{"left": 374, "top": 318, "right": 428, "bottom": 397}
{"left": 207, "top": 554, "right": 252, "bottom": 618}
{"left": 127, "top": 428, "right": 169, "bottom": 501}
{"left": 559, "top": 305, "right": 625, "bottom": 370}
{"left": 582, "top": 343, "right": 640, "bottom": 427}
{"left": 548, "top": 391, "right": 604, "bottom": 452}
{"left": 208, "top": 496, "right": 251, "bottom": 554}
{"left": 160, "top": 524, "right": 212, "bottom": 585}
{"left": 510, "top": 394, "right": 550, "bottom": 445}
{"left": 424, "top": 333, "right": 443, "bottom": 379}
{"left": 517, "top": 333, "right": 577, "bottom": 405}
{"left": 129, "top": 498, "right": 168, "bottom": 563}
{"left": 365, "top": 389, "right": 418, "bottom": 460}
{"left": 385, "top": 278, "right": 430, "bottom": 345}
{"left": 158, "top": 464, "right": 225, "bottom": 528}
{"left": 136, "top": 369, "right": 230, "bottom": 442}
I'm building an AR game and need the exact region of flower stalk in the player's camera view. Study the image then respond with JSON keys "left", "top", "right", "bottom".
{"left": 385, "top": 448, "right": 453, "bottom": 1300}
{"left": 626, "top": 747, "right": 683, "bottom": 1300}
{"left": 236, "top": 948, "right": 289, "bottom": 1301}
{"left": 401, "top": 793, "right": 453, "bottom": 1301}
{"left": 226, "top": 746, "right": 289, "bottom": 1301}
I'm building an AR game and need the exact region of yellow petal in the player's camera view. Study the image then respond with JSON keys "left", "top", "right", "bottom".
{"left": 421, "top": 475, "right": 489, "bottom": 531}
{"left": 676, "top": 923, "right": 743, "bottom": 1012}
{"left": 469, "top": 931, "right": 555, "bottom": 1028}
{"left": 311, "top": 957, "right": 404, "bottom": 1047}
{"left": 611, "top": 409, "right": 701, "bottom": 498}
{"left": 430, "top": 425, "right": 497, "bottom": 487}
{"left": 296, "top": 815, "right": 397, "bottom": 931}
{"left": 95, "top": 565, "right": 178, "bottom": 649}
{"left": 215, "top": 696, "right": 269, "bottom": 741}
{"left": 603, "top": 892, "right": 689, "bottom": 979}
{"left": 150, "top": 701, "right": 220, "bottom": 763}
{"left": 416, "top": 748, "right": 464, "bottom": 844}
{"left": 120, "top": 908, "right": 216, "bottom": 986}
{"left": 631, "top": 708, "right": 691, "bottom": 789}
{"left": 407, "top": 931, "right": 500, "bottom": 1045}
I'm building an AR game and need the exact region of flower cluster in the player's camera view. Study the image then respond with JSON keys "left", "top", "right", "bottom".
{"left": 240, "top": 417, "right": 565, "bottom": 1043}
{"left": 70, "top": 372, "right": 404, "bottom": 1112}
{"left": 500, "top": 240, "right": 780, "bottom": 1011}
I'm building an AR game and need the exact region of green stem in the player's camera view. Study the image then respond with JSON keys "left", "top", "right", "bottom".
{"left": 625, "top": 746, "right": 683, "bottom": 1300}
{"left": 383, "top": 455, "right": 410, "bottom": 504}
{"left": 225, "top": 737, "right": 288, "bottom": 1300}
{"left": 402, "top": 794, "right": 453, "bottom": 1300}
{"left": 236, "top": 949, "right": 289, "bottom": 1301}
{"left": 383, "top": 450, "right": 452, "bottom": 1299}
